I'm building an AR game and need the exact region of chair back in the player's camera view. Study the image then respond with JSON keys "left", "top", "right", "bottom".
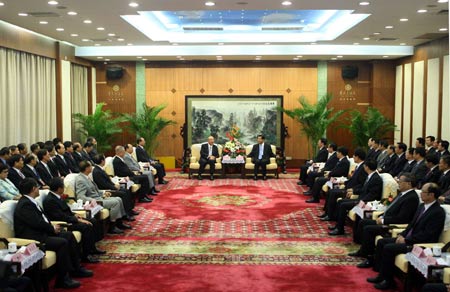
{"left": 0, "top": 200, "right": 17, "bottom": 238}
{"left": 379, "top": 173, "right": 398, "bottom": 199}
{"left": 64, "top": 173, "right": 79, "bottom": 198}
{"left": 440, "top": 205, "right": 450, "bottom": 243}
{"left": 348, "top": 157, "right": 356, "bottom": 176}
{"left": 104, "top": 156, "right": 115, "bottom": 176}
{"left": 132, "top": 147, "right": 138, "bottom": 161}
{"left": 36, "top": 190, "right": 50, "bottom": 209}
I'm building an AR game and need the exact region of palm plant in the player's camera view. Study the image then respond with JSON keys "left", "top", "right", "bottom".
{"left": 344, "top": 107, "right": 396, "bottom": 149}
{"left": 73, "top": 103, "right": 125, "bottom": 153}
{"left": 279, "top": 94, "right": 344, "bottom": 158}
{"left": 123, "top": 103, "right": 176, "bottom": 157}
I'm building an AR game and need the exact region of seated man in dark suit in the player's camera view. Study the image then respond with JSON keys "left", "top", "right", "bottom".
{"left": 367, "top": 139, "right": 381, "bottom": 161}
{"left": 22, "top": 154, "right": 48, "bottom": 189}
{"left": 6, "top": 154, "right": 26, "bottom": 189}
{"left": 419, "top": 153, "right": 441, "bottom": 188}
{"left": 438, "top": 140, "right": 450, "bottom": 159}
{"left": 397, "top": 147, "right": 416, "bottom": 177}
{"left": 81, "top": 142, "right": 94, "bottom": 163}
{"left": 63, "top": 141, "right": 80, "bottom": 173}
{"left": 136, "top": 137, "right": 168, "bottom": 184}
{"left": 305, "top": 147, "right": 350, "bottom": 203}
{"left": 411, "top": 147, "right": 428, "bottom": 186}
{"left": 247, "top": 135, "right": 275, "bottom": 180}
{"left": 113, "top": 146, "right": 153, "bottom": 203}
{"left": 379, "top": 145, "right": 397, "bottom": 173}
{"left": 319, "top": 148, "right": 367, "bottom": 220}
{"left": 72, "top": 142, "right": 85, "bottom": 165}
{"left": 367, "top": 182, "right": 445, "bottom": 290}
{"left": 36, "top": 149, "right": 58, "bottom": 186}
{"left": 389, "top": 142, "right": 408, "bottom": 177}
{"left": 438, "top": 155, "right": 450, "bottom": 201}
{"left": 86, "top": 137, "right": 98, "bottom": 159}
{"left": 53, "top": 143, "right": 72, "bottom": 177}
{"left": 198, "top": 136, "right": 220, "bottom": 181}
{"left": 305, "top": 143, "right": 339, "bottom": 189}
{"left": 350, "top": 173, "right": 419, "bottom": 266}
{"left": 0, "top": 147, "right": 10, "bottom": 168}
{"left": 328, "top": 159, "right": 383, "bottom": 235}
{"left": 298, "top": 138, "right": 328, "bottom": 185}
{"left": 43, "top": 178, "right": 106, "bottom": 264}
{"left": 426, "top": 135, "right": 437, "bottom": 154}
{"left": 14, "top": 178, "right": 93, "bottom": 289}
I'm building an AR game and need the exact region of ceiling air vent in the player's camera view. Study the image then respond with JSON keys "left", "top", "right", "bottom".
{"left": 183, "top": 27, "right": 223, "bottom": 31}
{"left": 436, "top": 9, "right": 449, "bottom": 15}
{"left": 90, "top": 38, "right": 110, "bottom": 42}
{"left": 414, "top": 33, "right": 447, "bottom": 39}
{"left": 262, "top": 27, "right": 303, "bottom": 31}
{"left": 378, "top": 38, "right": 398, "bottom": 41}
{"left": 28, "top": 12, "right": 60, "bottom": 17}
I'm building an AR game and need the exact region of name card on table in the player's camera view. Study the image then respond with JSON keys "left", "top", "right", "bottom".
{"left": 10, "top": 252, "right": 25, "bottom": 263}
{"left": 425, "top": 255, "right": 437, "bottom": 265}
{"left": 24, "top": 243, "right": 38, "bottom": 255}
{"left": 424, "top": 248, "right": 434, "bottom": 257}
{"left": 412, "top": 245, "right": 424, "bottom": 257}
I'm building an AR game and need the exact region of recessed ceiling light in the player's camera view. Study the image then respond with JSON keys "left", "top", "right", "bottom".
{"left": 70, "top": 33, "right": 78, "bottom": 37}
{"left": 438, "top": 0, "right": 448, "bottom": 3}
{"left": 56, "top": 28, "right": 64, "bottom": 31}
{"left": 400, "top": 43, "right": 406, "bottom": 45}
{"left": 337, "top": 55, "right": 343, "bottom": 58}
{"left": 216, "top": 56, "right": 222, "bottom": 58}
{"left": 127, "top": 43, "right": 133, "bottom": 46}
{"left": 39, "top": 21, "right": 48, "bottom": 24}
{"left": 265, "top": 42, "right": 270, "bottom": 45}
{"left": 81, "top": 39, "right": 89, "bottom": 42}
{"left": 439, "top": 28, "right": 448, "bottom": 31}
{"left": 97, "top": 57, "right": 103, "bottom": 59}
{"left": 310, "top": 42, "right": 317, "bottom": 45}
{"left": 373, "top": 32, "right": 381, "bottom": 35}
{"left": 136, "top": 56, "right": 142, "bottom": 59}
{"left": 117, "top": 38, "right": 125, "bottom": 41}
{"left": 18, "top": 13, "right": 28, "bottom": 16}
{"left": 399, "top": 18, "right": 408, "bottom": 22}
{"left": 48, "top": 0, "right": 58, "bottom": 5}
{"left": 359, "top": 1, "right": 370, "bottom": 5}
{"left": 282, "top": 1, "right": 292, "bottom": 5}
{"left": 353, "top": 42, "right": 360, "bottom": 45}
{"left": 67, "top": 11, "right": 77, "bottom": 15}
{"left": 179, "top": 58, "right": 185, "bottom": 61}
{"left": 293, "top": 57, "right": 299, "bottom": 60}
{"left": 385, "top": 25, "right": 394, "bottom": 29}
{"left": 331, "top": 58, "right": 337, "bottom": 60}
{"left": 94, "top": 44, "right": 101, "bottom": 46}
{"left": 363, "top": 37, "right": 370, "bottom": 40}
{"left": 172, "top": 43, "right": 178, "bottom": 46}
{"left": 0, "top": 2, "right": 4, "bottom": 6}
{"left": 383, "top": 55, "right": 389, "bottom": 58}
{"left": 108, "top": 33, "right": 116, "bottom": 36}
{"left": 105, "top": 59, "right": 110, "bottom": 61}
{"left": 256, "top": 56, "right": 262, "bottom": 58}
{"left": 129, "top": 2, "right": 139, "bottom": 7}
{"left": 142, "top": 59, "right": 147, "bottom": 61}
{"left": 176, "top": 56, "right": 182, "bottom": 58}
{"left": 297, "top": 55, "right": 303, "bottom": 58}
{"left": 218, "top": 42, "right": 224, "bottom": 45}
{"left": 97, "top": 27, "right": 105, "bottom": 31}
{"left": 83, "top": 20, "right": 92, "bottom": 24}
{"left": 417, "top": 9, "right": 427, "bottom": 13}
{"left": 205, "top": 1, "right": 215, "bottom": 6}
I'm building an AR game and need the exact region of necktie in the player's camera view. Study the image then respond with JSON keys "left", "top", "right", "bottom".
{"left": 405, "top": 206, "right": 426, "bottom": 239}
{"left": 17, "top": 169, "right": 25, "bottom": 179}
{"left": 43, "top": 163, "right": 52, "bottom": 176}
{"left": 36, "top": 204, "right": 49, "bottom": 223}
{"left": 208, "top": 145, "right": 212, "bottom": 156}
{"left": 258, "top": 144, "right": 263, "bottom": 160}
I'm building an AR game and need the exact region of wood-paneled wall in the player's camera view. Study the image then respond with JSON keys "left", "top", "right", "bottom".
{"left": 145, "top": 64, "right": 318, "bottom": 161}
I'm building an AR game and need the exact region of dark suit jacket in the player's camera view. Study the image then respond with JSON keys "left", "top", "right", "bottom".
{"left": 73, "top": 152, "right": 85, "bottom": 164}
{"left": 328, "top": 157, "right": 350, "bottom": 178}
{"left": 381, "top": 154, "right": 397, "bottom": 173}
{"left": 439, "top": 150, "right": 450, "bottom": 159}
{"left": 400, "top": 201, "right": 445, "bottom": 245}
{"left": 81, "top": 150, "right": 93, "bottom": 162}
{"left": 323, "top": 152, "right": 339, "bottom": 172}
{"left": 314, "top": 147, "right": 328, "bottom": 163}
{"left": 411, "top": 160, "right": 428, "bottom": 184}
{"left": 36, "top": 162, "right": 56, "bottom": 186}
{"left": 368, "top": 149, "right": 381, "bottom": 161}
{"left": 427, "top": 147, "right": 437, "bottom": 155}
{"left": 92, "top": 165, "right": 116, "bottom": 190}
{"left": 200, "top": 143, "right": 219, "bottom": 160}
{"left": 383, "top": 189, "right": 419, "bottom": 224}
{"left": 64, "top": 152, "right": 80, "bottom": 173}
{"left": 248, "top": 143, "right": 275, "bottom": 163}
{"left": 440, "top": 171, "right": 450, "bottom": 194}
{"left": 43, "top": 192, "right": 78, "bottom": 224}
{"left": 113, "top": 156, "right": 136, "bottom": 178}
{"left": 389, "top": 153, "right": 407, "bottom": 177}
{"left": 53, "top": 155, "right": 71, "bottom": 177}
{"left": 7, "top": 168, "right": 25, "bottom": 189}
{"left": 421, "top": 166, "right": 441, "bottom": 187}
{"left": 14, "top": 196, "right": 55, "bottom": 243}
{"left": 359, "top": 172, "right": 383, "bottom": 202}
{"left": 136, "top": 146, "right": 151, "bottom": 163}
{"left": 345, "top": 163, "right": 368, "bottom": 195}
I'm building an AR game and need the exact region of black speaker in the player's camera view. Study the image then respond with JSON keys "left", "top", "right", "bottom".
{"left": 106, "top": 66, "right": 124, "bottom": 80}
{"left": 341, "top": 65, "right": 359, "bottom": 80}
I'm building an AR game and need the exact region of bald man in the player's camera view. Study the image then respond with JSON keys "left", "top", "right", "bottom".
{"left": 198, "top": 136, "right": 219, "bottom": 180}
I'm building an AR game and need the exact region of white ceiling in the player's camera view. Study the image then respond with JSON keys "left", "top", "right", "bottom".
{"left": 0, "top": 0, "right": 448, "bottom": 61}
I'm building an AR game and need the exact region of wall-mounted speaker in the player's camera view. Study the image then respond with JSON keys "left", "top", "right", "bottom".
{"left": 106, "top": 66, "right": 124, "bottom": 80}
{"left": 341, "top": 65, "right": 359, "bottom": 80}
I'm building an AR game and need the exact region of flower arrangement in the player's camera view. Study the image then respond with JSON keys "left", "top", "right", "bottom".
{"left": 223, "top": 125, "right": 246, "bottom": 159}
{"left": 60, "top": 194, "right": 71, "bottom": 203}
{"left": 382, "top": 194, "right": 394, "bottom": 206}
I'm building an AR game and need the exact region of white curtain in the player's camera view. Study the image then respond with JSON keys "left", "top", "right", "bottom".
{"left": 70, "top": 64, "right": 88, "bottom": 142}
{"left": 0, "top": 47, "right": 56, "bottom": 146}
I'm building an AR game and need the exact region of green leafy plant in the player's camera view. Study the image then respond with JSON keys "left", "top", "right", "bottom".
{"left": 279, "top": 94, "right": 344, "bottom": 158}
{"left": 73, "top": 103, "right": 125, "bottom": 153}
{"left": 344, "top": 107, "right": 396, "bottom": 149}
{"left": 123, "top": 103, "right": 176, "bottom": 157}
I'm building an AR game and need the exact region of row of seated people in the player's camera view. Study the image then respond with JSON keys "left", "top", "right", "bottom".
{"left": 297, "top": 135, "right": 450, "bottom": 291}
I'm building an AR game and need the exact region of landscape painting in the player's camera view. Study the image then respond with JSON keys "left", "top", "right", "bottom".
{"left": 186, "top": 96, "right": 283, "bottom": 146}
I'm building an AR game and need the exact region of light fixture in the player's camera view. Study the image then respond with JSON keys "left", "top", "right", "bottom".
{"left": 297, "top": 55, "right": 303, "bottom": 58}
{"left": 95, "top": 44, "right": 101, "bottom": 46}
{"left": 48, "top": 0, "right": 58, "bottom": 5}
{"left": 439, "top": 28, "right": 448, "bottom": 31}
{"left": 18, "top": 13, "right": 28, "bottom": 16}
{"left": 400, "top": 43, "right": 406, "bottom": 45}
{"left": 385, "top": 25, "right": 393, "bottom": 29}
{"left": 353, "top": 42, "right": 360, "bottom": 45}
{"left": 399, "top": 18, "right": 408, "bottom": 22}
{"left": 129, "top": 2, "right": 139, "bottom": 7}
{"left": 218, "top": 42, "right": 224, "bottom": 45}
{"left": 136, "top": 56, "right": 142, "bottom": 59}
{"left": 0, "top": 2, "right": 4, "bottom": 6}
{"left": 265, "top": 42, "right": 270, "bottom": 45}
{"left": 39, "top": 21, "right": 48, "bottom": 24}
{"left": 331, "top": 57, "right": 337, "bottom": 60}
{"left": 337, "top": 55, "right": 343, "bottom": 58}
{"left": 97, "top": 27, "right": 105, "bottom": 31}
{"left": 382, "top": 55, "right": 389, "bottom": 58}
{"left": 417, "top": 9, "right": 427, "bottom": 13}
{"left": 359, "top": 1, "right": 370, "bottom": 5}
{"left": 172, "top": 43, "right": 178, "bottom": 46}
{"left": 293, "top": 57, "right": 299, "bottom": 60}
{"left": 373, "top": 32, "right": 381, "bottom": 35}
{"left": 108, "top": 33, "right": 116, "bottom": 36}
{"left": 142, "top": 59, "right": 147, "bottom": 61}
{"left": 438, "top": 0, "right": 448, "bottom": 3}
{"left": 127, "top": 43, "right": 133, "bottom": 46}
{"left": 56, "top": 28, "right": 64, "bottom": 31}
{"left": 363, "top": 37, "right": 370, "bottom": 40}
{"left": 97, "top": 57, "right": 103, "bottom": 59}
{"left": 105, "top": 59, "right": 110, "bottom": 61}
{"left": 83, "top": 20, "right": 92, "bottom": 24}
{"left": 282, "top": 1, "right": 292, "bottom": 6}
{"left": 310, "top": 42, "right": 317, "bottom": 45}
{"left": 205, "top": 1, "right": 215, "bottom": 6}
{"left": 81, "top": 39, "right": 89, "bottom": 42}
{"left": 70, "top": 33, "right": 78, "bottom": 37}
{"left": 67, "top": 11, "right": 77, "bottom": 16}
{"left": 117, "top": 38, "right": 125, "bottom": 41}
{"left": 176, "top": 56, "right": 182, "bottom": 59}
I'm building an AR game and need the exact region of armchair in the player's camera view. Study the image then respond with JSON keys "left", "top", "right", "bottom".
{"left": 244, "top": 144, "right": 278, "bottom": 178}
{"left": 188, "top": 144, "right": 223, "bottom": 179}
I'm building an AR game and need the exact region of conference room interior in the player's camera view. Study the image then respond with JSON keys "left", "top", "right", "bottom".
{"left": 0, "top": 0, "right": 450, "bottom": 291}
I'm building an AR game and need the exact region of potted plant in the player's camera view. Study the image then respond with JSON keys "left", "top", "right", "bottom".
{"left": 73, "top": 103, "right": 125, "bottom": 152}
{"left": 122, "top": 103, "right": 176, "bottom": 157}
{"left": 344, "top": 107, "right": 396, "bottom": 149}
{"left": 279, "top": 94, "right": 344, "bottom": 158}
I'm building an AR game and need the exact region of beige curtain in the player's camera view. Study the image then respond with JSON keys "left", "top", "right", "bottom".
{"left": 71, "top": 64, "right": 88, "bottom": 142}
{"left": 0, "top": 47, "right": 56, "bottom": 146}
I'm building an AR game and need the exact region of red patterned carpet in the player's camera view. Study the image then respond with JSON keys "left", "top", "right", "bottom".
{"left": 60, "top": 174, "right": 389, "bottom": 292}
